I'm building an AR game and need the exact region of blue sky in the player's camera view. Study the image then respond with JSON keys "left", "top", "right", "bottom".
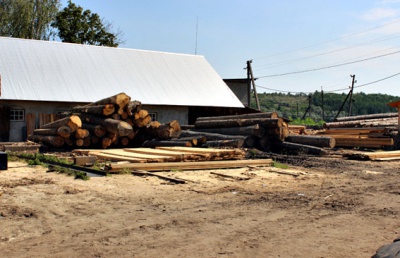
{"left": 61, "top": 0, "right": 400, "bottom": 96}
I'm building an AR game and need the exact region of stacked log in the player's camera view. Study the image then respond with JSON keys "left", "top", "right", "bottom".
{"left": 28, "top": 93, "right": 182, "bottom": 149}
{"left": 173, "top": 112, "right": 288, "bottom": 150}
{"left": 320, "top": 113, "right": 397, "bottom": 149}
{"left": 28, "top": 115, "right": 82, "bottom": 148}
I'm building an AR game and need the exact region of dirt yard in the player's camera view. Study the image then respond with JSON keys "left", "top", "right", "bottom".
{"left": 1, "top": 155, "right": 400, "bottom": 258}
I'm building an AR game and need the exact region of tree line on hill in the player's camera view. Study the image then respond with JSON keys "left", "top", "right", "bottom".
{"left": 251, "top": 91, "right": 400, "bottom": 123}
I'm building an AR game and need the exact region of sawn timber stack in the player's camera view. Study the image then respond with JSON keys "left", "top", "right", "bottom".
{"left": 319, "top": 113, "right": 397, "bottom": 149}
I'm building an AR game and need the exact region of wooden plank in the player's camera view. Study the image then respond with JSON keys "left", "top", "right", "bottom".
{"left": 74, "top": 156, "right": 97, "bottom": 166}
{"left": 155, "top": 146, "right": 244, "bottom": 160}
{"left": 95, "top": 153, "right": 148, "bottom": 163}
{"left": 344, "top": 150, "right": 400, "bottom": 160}
{"left": 155, "top": 146, "right": 239, "bottom": 155}
{"left": 123, "top": 148, "right": 199, "bottom": 158}
{"left": 318, "top": 127, "right": 388, "bottom": 135}
{"left": 335, "top": 137, "right": 394, "bottom": 148}
{"left": 105, "top": 159, "right": 273, "bottom": 172}
{"left": 210, "top": 171, "right": 251, "bottom": 180}
{"left": 374, "top": 157, "right": 400, "bottom": 161}
{"left": 131, "top": 170, "right": 187, "bottom": 184}
{"left": 100, "top": 149, "right": 178, "bottom": 161}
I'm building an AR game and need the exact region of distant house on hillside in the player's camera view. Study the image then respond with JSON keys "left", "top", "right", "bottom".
{"left": 0, "top": 37, "right": 246, "bottom": 142}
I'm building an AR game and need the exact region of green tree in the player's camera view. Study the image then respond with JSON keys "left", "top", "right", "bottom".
{"left": 52, "top": 0, "right": 123, "bottom": 47}
{"left": 0, "top": 0, "right": 60, "bottom": 40}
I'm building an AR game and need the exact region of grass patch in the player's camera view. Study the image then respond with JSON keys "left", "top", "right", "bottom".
{"left": 74, "top": 171, "right": 90, "bottom": 180}
{"left": 8, "top": 152, "right": 89, "bottom": 180}
{"left": 273, "top": 161, "right": 289, "bottom": 169}
{"left": 119, "top": 168, "right": 132, "bottom": 174}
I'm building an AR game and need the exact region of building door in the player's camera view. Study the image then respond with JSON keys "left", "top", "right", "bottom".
{"left": 0, "top": 105, "right": 10, "bottom": 142}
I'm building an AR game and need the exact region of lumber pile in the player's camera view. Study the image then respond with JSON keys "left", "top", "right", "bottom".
{"left": 105, "top": 159, "right": 273, "bottom": 173}
{"left": 74, "top": 146, "right": 246, "bottom": 163}
{"left": 76, "top": 147, "right": 269, "bottom": 173}
{"left": 28, "top": 93, "right": 182, "bottom": 149}
{"left": 319, "top": 113, "right": 398, "bottom": 149}
{"left": 344, "top": 150, "right": 400, "bottom": 161}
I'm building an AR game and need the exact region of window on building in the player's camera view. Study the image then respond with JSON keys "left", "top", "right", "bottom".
{"left": 148, "top": 112, "right": 158, "bottom": 121}
{"left": 10, "top": 109, "right": 25, "bottom": 121}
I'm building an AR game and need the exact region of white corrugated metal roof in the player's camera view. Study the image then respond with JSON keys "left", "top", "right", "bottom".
{"left": 0, "top": 37, "right": 243, "bottom": 108}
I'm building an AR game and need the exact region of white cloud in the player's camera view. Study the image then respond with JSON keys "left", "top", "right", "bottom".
{"left": 361, "top": 8, "right": 398, "bottom": 21}
{"left": 379, "top": 0, "right": 400, "bottom": 4}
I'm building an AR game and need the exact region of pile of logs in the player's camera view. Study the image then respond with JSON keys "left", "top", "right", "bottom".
{"left": 318, "top": 113, "right": 398, "bottom": 149}
{"left": 28, "top": 93, "right": 182, "bottom": 149}
{"left": 173, "top": 112, "right": 289, "bottom": 150}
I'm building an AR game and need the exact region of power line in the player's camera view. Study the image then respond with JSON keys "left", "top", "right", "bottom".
{"left": 257, "top": 49, "right": 400, "bottom": 78}
{"left": 254, "top": 33, "right": 400, "bottom": 70}
{"left": 256, "top": 71, "right": 400, "bottom": 94}
{"left": 252, "top": 19, "right": 400, "bottom": 61}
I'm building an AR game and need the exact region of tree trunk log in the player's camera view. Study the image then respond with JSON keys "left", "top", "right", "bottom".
{"left": 28, "top": 135, "right": 65, "bottom": 148}
{"left": 324, "top": 118, "right": 398, "bottom": 129}
{"left": 204, "top": 139, "right": 245, "bottom": 148}
{"left": 264, "top": 127, "right": 289, "bottom": 142}
{"left": 82, "top": 123, "right": 106, "bottom": 138}
{"left": 285, "top": 135, "right": 336, "bottom": 148}
{"left": 334, "top": 112, "right": 398, "bottom": 122}
{"left": 83, "top": 137, "right": 91, "bottom": 147}
{"left": 134, "top": 110, "right": 152, "bottom": 127}
{"left": 32, "top": 126, "right": 72, "bottom": 138}
{"left": 40, "top": 115, "right": 81, "bottom": 132}
{"left": 174, "top": 136, "right": 207, "bottom": 146}
{"left": 191, "top": 124, "right": 265, "bottom": 138}
{"left": 126, "top": 100, "right": 142, "bottom": 116}
{"left": 195, "top": 118, "right": 284, "bottom": 129}
{"left": 78, "top": 114, "right": 133, "bottom": 136}
{"left": 143, "top": 120, "right": 181, "bottom": 139}
{"left": 196, "top": 112, "right": 278, "bottom": 121}
{"left": 72, "top": 104, "right": 115, "bottom": 117}
{"left": 102, "top": 137, "right": 113, "bottom": 149}
{"left": 180, "top": 130, "right": 246, "bottom": 141}
{"left": 75, "top": 128, "right": 90, "bottom": 139}
{"left": 120, "top": 137, "right": 130, "bottom": 146}
{"left": 142, "top": 140, "right": 192, "bottom": 148}
{"left": 84, "top": 92, "right": 131, "bottom": 115}
{"left": 75, "top": 139, "right": 84, "bottom": 147}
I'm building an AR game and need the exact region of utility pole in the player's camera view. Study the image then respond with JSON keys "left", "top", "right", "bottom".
{"left": 247, "top": 60, "right": 260, "bottom": 110}
{"left": 333, "top": 74, "right": 356, "bottom": 120}
{"left": 301, "top": 94, "right": 312, "bottom": 120}
{"left": 348, "top": 74, "right": 356, "bottom": 116}
{"left": 321, "top": 86, "right": 324, "bottom": 121}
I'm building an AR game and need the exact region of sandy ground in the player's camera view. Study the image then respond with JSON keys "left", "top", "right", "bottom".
{"left": 1, "top": 155, "right": 400, "bottom": 258}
